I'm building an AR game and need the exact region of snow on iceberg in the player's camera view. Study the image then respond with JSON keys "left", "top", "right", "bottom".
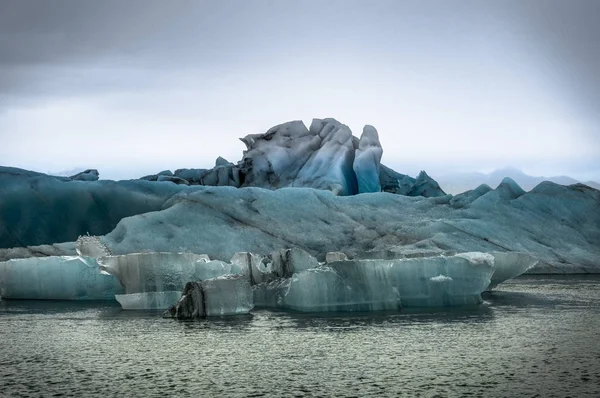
{"left": 0, "top": 256, "right": 123, "bottom": 300}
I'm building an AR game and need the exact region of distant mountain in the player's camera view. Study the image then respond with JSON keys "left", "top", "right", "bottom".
{"left": 433, "top": 167, "right": 600, "bottom": 195}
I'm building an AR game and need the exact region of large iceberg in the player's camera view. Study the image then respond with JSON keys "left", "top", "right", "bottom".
{"left": 2, "top": 179, "right": 599, "bottom": 274}
{"left": 75, "top": 180, "right": 597, "bottom": 274}
{"left": 0, "top": 256, "right": 123, "bottom": 300}
{"left": 0, "top": 118, "right": 447, "bottom": 252}
{"left": 1, "top": 119, "right": 599, "bottom": 278}
{"left": 131, "top": 118, "right": 443, "bottom": 198}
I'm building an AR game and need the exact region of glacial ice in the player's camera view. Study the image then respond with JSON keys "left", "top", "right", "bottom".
{"left": 472, "top": 177, "right": 526, "bottom": 205}
{"left": 0, "top": 166, "right": 199, "bottom": 249}
{"left": 407, "top": 171, "right": 446, "bottom": 197}
{"left": 0, "top": 245, "right": 537, "bottom": 311}
{"left": 238, "top": 118, "right": 359, "bottom": 195}
{"left": 378, "top": 165, "right": 446, "bottom": 197}
{"left": 69, "top": 169, "right": 99, "bottom": 181}
{"left": 353, "top": 125, "right": 383, "bottom": 193}
{"left": 97, "top": 252, "right": 241, "bottom": 294}
{"left": 450, "top": 184, "right": 492, "bottom": 208}
{"left": 173, "top": 168, "right": 208, "bottom": 183}
{"left": 0, "top": 256, "right": 123, "bottom": 300}
{"left": 201, "top": 274, "right": 254, "bottom": 316}
{"left": 254, "top": 253, "right": 495, "bottom": 312}
{"left": 5, "top": 176, "right": 598, "bottom": 274}
{"left": 116, "top": 291, "right": 183, "bottom": 310}
{"left": 229, "top": 248, "right": 318, "bottom": 285}
{"left": 166, "top": 275, "right": 254, "bottom": 318}
{"left": 487, "top": 251, "right": 539, "bottom": 290}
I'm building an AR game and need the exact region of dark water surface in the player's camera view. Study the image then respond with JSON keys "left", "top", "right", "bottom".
{"left": 1, "top": 275, "right": 599, "bottom": 397}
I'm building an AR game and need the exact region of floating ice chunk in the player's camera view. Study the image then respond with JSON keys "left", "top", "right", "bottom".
{"left": 115, "top": 291, "right": 183, "bottom": 310}
{"left": 254, "top": 253, "right": 494, "bottom": 311}
{"left": 0, "top": 256, "right": 123, "bottom": 300}
{"left": 330, "top": 255, "right": 493, "bottom": 307}
{"left": 98, "top": 252, "right": 240, "bottom": 294}
{"left": 166, "top": 275, "right": 253, "bottom": 318}
{"left": 253, "top": 266, "right": 401, "bottom": 312}
{"left": 353, "top": 125, "right": 382, "bottom": 194}
{"left": 430, "top": 274, "right": 453, "bottom": 283}
{"left": 487, "top": 251, "right": 539, "bottom": 290}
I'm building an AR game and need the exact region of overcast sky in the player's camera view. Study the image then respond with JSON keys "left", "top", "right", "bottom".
{"left": 0, "top": 0, "right": 599, "bottom": 181}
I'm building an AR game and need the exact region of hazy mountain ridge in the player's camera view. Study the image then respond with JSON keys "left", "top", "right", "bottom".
{"left": 434, "top": 167, "right": 600, "bottom": 195}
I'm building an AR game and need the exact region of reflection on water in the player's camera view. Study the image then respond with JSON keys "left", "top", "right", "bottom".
{"left": 1, "top": 275, "right": 599, "bottom": 397}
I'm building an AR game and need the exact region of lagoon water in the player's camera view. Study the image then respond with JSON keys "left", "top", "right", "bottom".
{"left": 1, "top": 275, "right": 599, "bottom": 397}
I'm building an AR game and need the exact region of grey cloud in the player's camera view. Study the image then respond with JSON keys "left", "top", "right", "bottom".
{"left": 506, "top": 0, "right": 600, "bottom": 120}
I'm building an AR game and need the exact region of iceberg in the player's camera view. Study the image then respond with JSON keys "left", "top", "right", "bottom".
{"left": 97, "top": 252, "right": 242, "bottom": 294}
{"left": 254, "top": 253, "right": 495, "bottom": 312}
{"left": 0, "top": 256, "right": 123, "bottom": 300}
{"left": 4, "top": 178, "right": 598, "bottom": 274}
{"left": 238, "top": 118, "right": 358, "bottom": 195}
{"left": 0, "top": 245, "right": 540, "bottom": 311}
{"left": 0, "top": 119, "right": 447, "bottom": 253}
{"left": 0, "top": 166, "right": 199, "bottom": 249}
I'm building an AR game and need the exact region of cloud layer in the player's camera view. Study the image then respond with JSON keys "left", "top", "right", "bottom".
{"left": 1, "top": 0, "right": 598, "bottom": 181}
